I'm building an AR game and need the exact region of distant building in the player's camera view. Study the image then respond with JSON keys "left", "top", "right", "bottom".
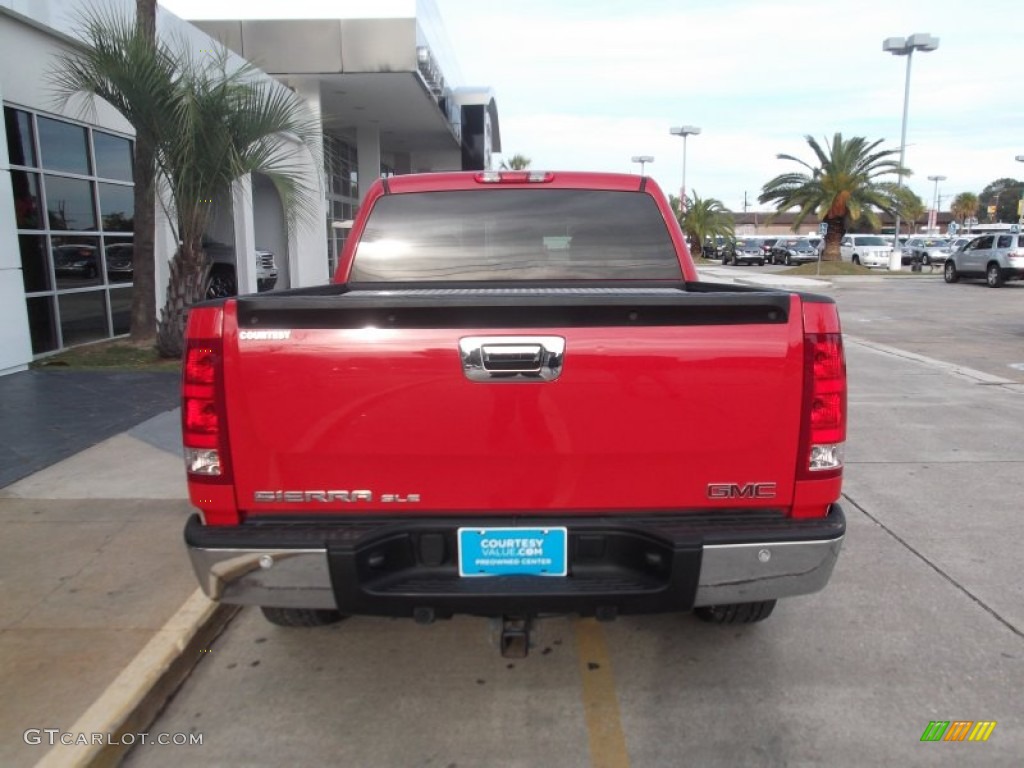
{"left": 0, "top": 0, "right": 498, "bottom": 375}
{"left": 731, "top": 211, "right": 955, "bottom": 236}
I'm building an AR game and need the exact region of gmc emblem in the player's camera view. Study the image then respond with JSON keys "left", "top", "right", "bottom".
{"left": 707, "top": 482, "right": 778, "bottom": 500}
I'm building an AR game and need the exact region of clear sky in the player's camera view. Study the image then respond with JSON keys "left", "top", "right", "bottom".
{"left": 159, "top": 0, "right": 1023, "bottom": 213}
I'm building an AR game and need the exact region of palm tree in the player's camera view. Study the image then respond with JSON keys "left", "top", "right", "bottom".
{"left": 892, "top": 187, "right": 926, "bottom": 234}
{"left": 678, "top": 192, "right": 734, "bottom": 258}
{"left": 51, "top": 2, "right": 167, "bottom": 343}
{"left": 950, "top": 191, "right": 979, "bottom": 229}
{"left": 54, "top": 13, "right": 322, "bottom": 357}
{"left": 499, "top": 153, "right": 531, "bottom": 170}
{"left": 759, "top": 133, "right": 906, "bottom": 261}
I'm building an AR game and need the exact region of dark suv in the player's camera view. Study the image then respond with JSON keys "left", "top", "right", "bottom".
{"left": 770, "top": 237, "right": 818, "bottom": 266}
{"left": 722, "top": 237, "right": 765, "bottom": 266}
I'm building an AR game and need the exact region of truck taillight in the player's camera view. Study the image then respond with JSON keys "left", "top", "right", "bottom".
{"left": 474, "top": 171, "right": 555, "bottom": 184}
{"left": 182, "top": 337, "right": 231, "bottom": 482}
{"left": 799, "top": 333, "right": 846, "bottom": 479}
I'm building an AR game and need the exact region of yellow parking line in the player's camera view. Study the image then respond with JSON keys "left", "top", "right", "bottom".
{"left": 573, "top": 617, "right": 630, "bottom": 768}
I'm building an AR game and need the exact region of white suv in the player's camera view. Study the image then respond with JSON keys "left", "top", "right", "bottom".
{"left": 944, "top": 232, "right": 1024, "bottom": 287}
{"left": 839, "top": 235, "right": 891, "bottom": 268}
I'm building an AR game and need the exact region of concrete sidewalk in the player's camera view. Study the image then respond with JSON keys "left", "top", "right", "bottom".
{"left": 0, "top": 399, "right": 231, "bottom": 767}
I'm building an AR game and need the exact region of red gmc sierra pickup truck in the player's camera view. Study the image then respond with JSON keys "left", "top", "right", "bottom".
{"left": 182, "top": 170, "right": 846, "bottom": 655}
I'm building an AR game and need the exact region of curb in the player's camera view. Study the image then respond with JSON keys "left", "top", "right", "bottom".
{"left": 34, "top": 590, "right": 239, "bottom": 768}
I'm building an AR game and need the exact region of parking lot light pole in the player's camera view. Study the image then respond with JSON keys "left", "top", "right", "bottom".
{"left": 669, "top": 125, "right": 701, "bottom": 212}
{"left": 1016, "top": 155, "right": 1024, "bottom": 225}
{"left": 927, "top": 174, "right": 946, "bottom": 234}
{"left": 883, "top": 33, "right": 939, "bottom": 270}
{"left": 631, "top": 155, "right": 654, "bottom": 176}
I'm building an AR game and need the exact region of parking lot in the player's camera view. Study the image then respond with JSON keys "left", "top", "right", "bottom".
{"left": 125, "top": 277, "right": 1023, "bottom": 768}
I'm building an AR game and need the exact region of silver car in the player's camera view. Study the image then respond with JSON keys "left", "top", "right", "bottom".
{"left": 901, "top": 236, "right": 951, "bottom": 267}
{"left": 944, "top": 232, "right": 1024, "bottom": 287}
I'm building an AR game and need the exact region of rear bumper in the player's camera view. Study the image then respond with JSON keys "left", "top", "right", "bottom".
{"left": 185, "top": 505, "right": 845, "bottom": 617}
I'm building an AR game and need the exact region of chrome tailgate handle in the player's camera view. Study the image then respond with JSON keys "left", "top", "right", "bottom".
{"left": 459, "top": 336, "right": 565, "bottom": 382}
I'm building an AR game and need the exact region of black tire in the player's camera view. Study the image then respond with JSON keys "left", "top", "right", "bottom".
{"left": 851, "top": 255, "right": 860, "bottom": 266}
{"left": 206, "top": 268, "right": 237, "bottom": 299}
{"left": 260, "top": 606, "right": 347, "bottom": 627}
{"left": 986, "top": 262, "right": 1004, "bottom": 288}
{"left": 758, "top": 260, "right": 765, "bottom": 267}
{"left": 943, "top": 261, "right": 959, "bottom": 283}
{"left": 785, "top": 254, "right": 794, "bottom": 266}
{"left": 922, "top": 254, "right": 931, "bottom": 267}
{"left": 695, "top": 600, "right": 776, "bottom": 625}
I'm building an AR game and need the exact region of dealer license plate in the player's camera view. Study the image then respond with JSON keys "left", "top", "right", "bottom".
{"left": 457, "top": 527, "right": 568, "bottom": 577}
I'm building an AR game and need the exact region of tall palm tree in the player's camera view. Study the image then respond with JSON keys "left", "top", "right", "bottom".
{"left": 950, "top": 191, "right": 979, "bottom": 229}
{"left": 759, "top": 133, "right": 906, "bottom": 261}
{"left": 678, "top": 192, "right": 734, "bottom": 258}
{"left": 51, "top": 2, "right": 168, "bottom": 343}
{"left": 499, "top": 153, "right": 531, "bottom": 170}
{"left": 54, "top": 14, "right": 322, "bottom": 357}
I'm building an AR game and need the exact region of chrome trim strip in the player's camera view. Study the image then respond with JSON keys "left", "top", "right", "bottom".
{"left": 187, "top": 548, "right": 335, "bottom": 610}
{"left": 693, "top": 537, "right": 844, "bottom": 607}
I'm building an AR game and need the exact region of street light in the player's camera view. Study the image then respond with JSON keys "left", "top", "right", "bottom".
{"left": 1016, "top": 155, "right": 1024, "bottom": 225}
{"left": 669, "top": 125, "right": 701, "bottom": 211}
{"left": 927, "top": 174, "right": 946, "bottom": 234}
{"left": 883, "top": 33, "right": 939, "bottom": 269}
{"left": 631, "top": 155, "right": 654, "bottom": 176}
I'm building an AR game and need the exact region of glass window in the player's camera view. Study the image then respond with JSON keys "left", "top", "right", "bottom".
{"left": 104, "top": 239, "right": 134, "bottom": 284}
{"left": 351, "top": 189, "right": 681, "bottom": 282}
{"left": 38, "top": 117, "right": 91, "bottom": 175}
{"left": 11, "top": 171, "right": 44, "bottom": 229}
{"left": 58, "top": 290, "right": 108, "bottom": 346}
{"left": 4, "top": 107, "right": 36, "bottom": 167}
{"left": 19, "top": 235, "right": 51, "bottom": 293}
{"left": 26, "top": 296, "right": 58, "bottom": 354}
{"left": 98, "top": 183, "right": 134, "bottom": 231}
{"left": 110, "top": 286, "right": 133, "bottom": 335}
{"left": 93, "top": 131, "right": 133, "bottom": 181}
{"left": 52, "top": 235, "right": 102, "bottom": 290}
{"left": 972, "top": 236, "right": 993, "bottom": 250}
{"left": 997, "top": 235, "right": 1012, "bottom": 248}
{"left": 45, "top": 175, "right": 97, "bottom": 231}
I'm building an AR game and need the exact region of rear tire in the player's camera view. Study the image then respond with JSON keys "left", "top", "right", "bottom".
{"left": 206, "top": 267, "right": 237, "bottom": 299}
{"left": 986, "top": 262, "right": 1004, "bottom": 288}
{"left": 944, "top": 261, "right": 959, "bottom": 283}
{"left": 260, "top": 606, "right": 347, "bottom": 627}
{"left": 785, "top": 254, "right": 794, "bottom": 266}
{"left": 694, "top": 600, "right": 776, "bottom": 624}
{"left": 852, "top": 255, "right": 860, "bottom": 266}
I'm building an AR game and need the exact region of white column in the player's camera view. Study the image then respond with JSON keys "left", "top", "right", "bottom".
{"left": 287, "top": 77, "right": 329, "bottom": 287}
{"left": 0, "top": 83, "right": 35, "bottom": 374}
{"left": 153, "top": 178, "right": 176, "bottom": 313}
{"left": 231, "top": 173, "right": 257, "bottom": 295}
{"left": 357, "top": 125, "right": 381, "bottom": 202}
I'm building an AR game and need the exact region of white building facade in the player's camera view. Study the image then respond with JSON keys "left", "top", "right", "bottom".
{"left": 0, "top": 0, "right": 499, "bottom": 375}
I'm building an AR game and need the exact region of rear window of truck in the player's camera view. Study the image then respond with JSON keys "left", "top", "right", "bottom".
{"left": 349, "top": 189, "right": 682, "bottom": 281}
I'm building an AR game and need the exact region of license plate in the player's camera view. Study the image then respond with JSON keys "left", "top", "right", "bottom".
{"left": 457, "top": 527, "right": 568, "bottom": 577}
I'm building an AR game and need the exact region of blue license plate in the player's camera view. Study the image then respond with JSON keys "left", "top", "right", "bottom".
{"left": 457, "top": 527, "right": 568, "bottom": 577}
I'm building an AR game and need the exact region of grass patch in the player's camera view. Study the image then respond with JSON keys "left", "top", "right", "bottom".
{"left": 32, "top": 339, "right": 181, "bottom": 372}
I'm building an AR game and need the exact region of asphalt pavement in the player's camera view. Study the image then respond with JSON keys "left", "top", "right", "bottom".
{"left": 3, "top": 275, "right": 1022, "bottom": 767}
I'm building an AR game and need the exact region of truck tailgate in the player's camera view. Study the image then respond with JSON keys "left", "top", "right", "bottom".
{"left": 223, "top": 288, "right": 804, "bottom": 515}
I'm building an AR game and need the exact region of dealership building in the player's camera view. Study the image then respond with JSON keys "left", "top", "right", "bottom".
{"left": 0, "top": 0, "right": 500, "bottom": 375}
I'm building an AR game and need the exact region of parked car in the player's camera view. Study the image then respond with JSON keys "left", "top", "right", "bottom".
{"left": 806, "top": 236, "right": 824, "bottom": 256}
{"left": 759, "top": 237, "right": 780, "bottom": 260}
{"left": 901, "top": 237, "right": 951, "bottom": 268}
{"left": 771, "top": 237, "right": 819, "bottom": 265}
{"left": 947, "top": 235, "right": 981, "bottom": 255}
{"left": 839, "top": 235, "right": 892, "bottom": 268}
{"left": 722, "top": 237, "right": 765, "bottom": 266}
{"left": 53, "top": 244, "right": 99, "bottom": 279}
{"left": 701, "top": 235, "right": 728, "bottom": 259}
{"left": 202, "top": 239, "right": 279, "bottom": 298}
{"left": 943, "top": 232, "right": 1024, "bottom": 287}
{"left": 105, "top": 242, "right": 134, "bottom": 282}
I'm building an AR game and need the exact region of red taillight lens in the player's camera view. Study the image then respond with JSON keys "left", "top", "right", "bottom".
{"left": 799, "top": 333, "right": 846, "bottom": 478}
{"left": 182, "top": 335, "right": 230, "bottom": 480}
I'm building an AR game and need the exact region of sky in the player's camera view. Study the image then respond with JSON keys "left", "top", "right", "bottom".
{"left": 159, "top": 0, "right": 1024, "bottom": 213}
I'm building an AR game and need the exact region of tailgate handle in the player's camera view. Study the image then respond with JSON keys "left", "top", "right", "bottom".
{"left": 459, "top": 336, "right": 565, "bottom": 382}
